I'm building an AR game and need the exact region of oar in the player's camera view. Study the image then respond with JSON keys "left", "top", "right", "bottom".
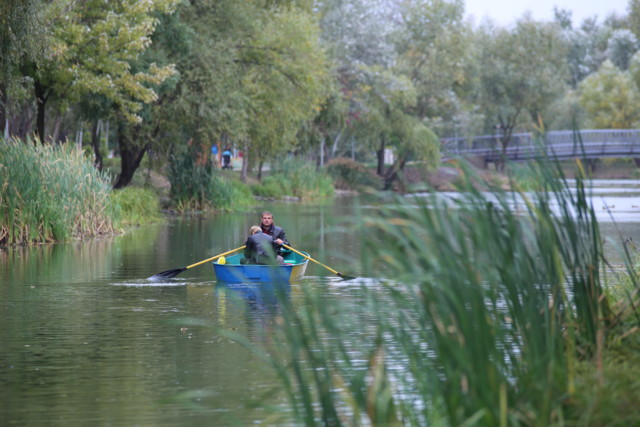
{"left": 283, "top": 244, "right": 356, "bottom": 281}
{"left": 149, "top": 246, "right": 245, "bottom": 280}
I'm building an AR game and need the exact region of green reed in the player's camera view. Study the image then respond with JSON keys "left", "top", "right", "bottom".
{"left": 0, "top": 138, "right": 115, "bottom": 244}
{"left": 167, "top": 146, "right": 254, "bottom": 212}
{"left": 108, "top": 187, "right": 162, "bottom": 227}
{"left": 258, "top": 157, "right": 334, "bottom": 200}
{"left": 267, "top": 155, "right": 636, "bottom": 425}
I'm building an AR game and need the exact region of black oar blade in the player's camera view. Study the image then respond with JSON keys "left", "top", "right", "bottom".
{"left": 149, "top": 267, "right": 187, "bottom": 280}
{"left": 337, "top": 272, "right": 356, "bottom": 281}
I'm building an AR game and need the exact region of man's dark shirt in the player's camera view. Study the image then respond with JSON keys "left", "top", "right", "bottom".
{"left": 244, "top": 231, "right": 276, "bottom": 264}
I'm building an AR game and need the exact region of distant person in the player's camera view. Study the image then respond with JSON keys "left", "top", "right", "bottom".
{"left": 241, "top": 225, "right": 283, "bottom": 265}
{"left": 260, "top": 211, "right": 290, "bottom": 257}
{"left": 222, "top": 147, "right": 232, "bottom": 169}
{"left": 211, "top": 144, "right": 219, "bottom": 168}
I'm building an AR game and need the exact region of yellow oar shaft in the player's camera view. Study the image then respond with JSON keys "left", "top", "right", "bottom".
{"left": 283, "top": 244, "right": 340, "bottom": 275}
{"left": 186, "top": 246, "right": 245, "bottom": 269}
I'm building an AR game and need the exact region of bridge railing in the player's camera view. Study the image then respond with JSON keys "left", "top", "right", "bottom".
{"left": 441, "top": 129, "right": 640, "bottom": 161}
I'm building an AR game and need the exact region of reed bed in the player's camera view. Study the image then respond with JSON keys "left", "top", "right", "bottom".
{"left": 0, "top": 138, "right": 115, "bottom": 244}
{"left": 168, "top": 147, "right": 254, "bottom": 212}
{"left": 257, "top": 157, "right": 334, "bottom": 200}
{"left": 266, "top": 157, "right": 639, "bottom": 425}
{"left": 108, "top": 187, "right": 162, "bottom": 226}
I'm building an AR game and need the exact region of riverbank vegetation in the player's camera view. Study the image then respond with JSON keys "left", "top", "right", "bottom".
{"left": 0, "top": 138, "right": 115, "bottom": 245}
{"left": 0, "top": 137, "right": 339, "bottom": 243}
{"left": 4, "top": 0, "right": 640, "bottom": 202}
{"left": 263, "top": 158, "right": 640, "bottom": 425}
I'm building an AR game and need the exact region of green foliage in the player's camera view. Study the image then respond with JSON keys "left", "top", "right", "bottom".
{"left": 579, "top": 59, "right": 640, "bottom": 128}
{"left": 108, "top": 187, "right": 162, "bottom": 227}
{"left": 242, "top": 7, "right": 330, "bottom": 163}
{"left": 0, "top": 138, "right": 115, "bottom": 244}
{"left": 0, "top": 0, "right": 45, "bottom": 121}
{"left": 267, "top": 156, "right": 635, "bottom": 425}
{"left": 477, "top": 18, "right": 568, "bottom": 137}
{"left": 325, "top": 157, "right": 382, "bottom": 191}
{"left": 253, "top": 158, "right": 334, "bottom": 200}
{"left": 41, "top": 0, "right": 179, "bottom": 124}
{"left": 395, "top": 0, "right": 471, "bottom": 129}
{"left": 167, "top": 146, "right": 253, "bottom": 212}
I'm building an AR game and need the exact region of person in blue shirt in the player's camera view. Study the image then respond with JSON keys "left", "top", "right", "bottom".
{"left": 211, "top": 144, "right": 219, "bottom": 168}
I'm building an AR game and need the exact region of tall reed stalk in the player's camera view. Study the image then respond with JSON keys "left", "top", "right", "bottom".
{"left": 0, "top": 138, "right": 114, "bottom": 244}
{"left": 267, "top": 155, "right": 633, "bottom": 425}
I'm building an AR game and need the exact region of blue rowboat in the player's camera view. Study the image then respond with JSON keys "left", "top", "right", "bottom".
{"left": 212, "top": 250, "right": 309, "bottom": 283}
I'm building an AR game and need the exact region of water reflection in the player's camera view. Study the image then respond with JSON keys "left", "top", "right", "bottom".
{"left": 214, "top": 281, "right": 290, "bottom": 340}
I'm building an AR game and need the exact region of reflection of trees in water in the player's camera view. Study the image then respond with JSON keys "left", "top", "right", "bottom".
{"left": 214, "top": 282, "right": 291, "bottom": 340}
{"left": 1, "top": 237, "right": 125, "bottom": 284}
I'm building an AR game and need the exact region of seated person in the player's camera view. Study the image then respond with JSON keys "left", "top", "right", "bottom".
{"left": 241, "top": 226, "right": 284, "bottom": 265}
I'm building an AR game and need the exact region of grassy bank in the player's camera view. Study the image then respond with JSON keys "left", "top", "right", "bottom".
{"left": 263, "top": 157, "right": 640, "bottom": 425}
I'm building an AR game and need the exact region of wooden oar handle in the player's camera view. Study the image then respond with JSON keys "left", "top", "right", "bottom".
{"left": 186, "top": 246, "right": 246, "bottom": 269}
{"left": 282, "top": 244, "right": 340, "bottom": 275}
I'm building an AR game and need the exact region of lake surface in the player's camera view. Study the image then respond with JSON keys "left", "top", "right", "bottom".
{"left": 1, "top": 181, "right": 639, "bottom": 425}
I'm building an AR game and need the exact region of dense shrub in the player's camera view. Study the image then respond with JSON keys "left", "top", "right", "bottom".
{"left": 0, "top": 138, "right": 115, "bottom": 244}
{"left": 109, "top": 187, "right": 162, "bottom": 227}
{"left": 254, "top": 157, "right": 334, "bottom": 200}
{"left": 325, "top": 157, "right": 382, "bottom": 191}
{"left": 167, "top": 146, "right": 253, "bottom": 212}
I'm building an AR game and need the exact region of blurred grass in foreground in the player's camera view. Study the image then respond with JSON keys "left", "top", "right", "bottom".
{"left": 265, "top": 156, "right": 640, "bottom": 426}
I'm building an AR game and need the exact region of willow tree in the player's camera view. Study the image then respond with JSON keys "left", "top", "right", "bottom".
{"left": 316, "top": 0, "right": 399, "bottom": 161}
{"left": 394, "top": 0, "right": 474, "bottom": 138}
{"left": 0, "top": 0, "right": 44, "bottom": 136}
{"left": 239, "top": 7, "right": 330, "bottom": 181}
{"left": 382, "top": 116, "right": 440, "bottom": 190}
{"left": 475, "top": 18, "right": 568, "bottom": 166}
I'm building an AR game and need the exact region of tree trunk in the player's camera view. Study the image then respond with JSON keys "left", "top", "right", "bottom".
{"left": 376, "top": 139, "right": 385, "bottom": 176}
{"left": 383, "top": 158, "right": 407, "bottom": 191}
{"left": 257, "top": 159, "right": 264, "bottom": 181}
{"left": 0, "top": 82, "right": 7, "bottom": 137}
{"left": 91, "top": 120, "right": 103, "bottom": 170}
{"left": 113, "top": 131, "right": 148, "bottom": 189}
{"left": 34, "top": 79, "right": 48, "bottom": 144}
{"left": 634, "top": 158, "right": 640, "bottom": 168}
{"left": 240, "top": 142, "right": 249, "bottom": 182}
{"left": 51, "top": 114, "right": 63, "bottom": 143}
{"left": 330, "top": 129, "right": 342, "bottom": 159}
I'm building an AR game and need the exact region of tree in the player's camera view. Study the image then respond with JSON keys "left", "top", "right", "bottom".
{"left": 315, "top": 0, "right": 400, "bottom": 161}
{"left": 239, "top": 7, "right": 330, "bottom": 180}
{"left": 0, "top": 0, "right": 44, "bottom": 136}
{"left": 475, "top": 18, "right": 568, "bottom": 166}
{"left": 394, "top": 0, "right": 471, "bottom": 130}
{"left": 579, "top": 59, "right": 640, "bottom": 129}
{"left": 28, "top": 0, "right": 178, "bottom": 143}
{"left": 382, "top": 116, "right": 440, "bottom": 190}
{"left": 606, "top": 29, "right": 639, "bottom": 70}
{"left": 629, "top": 0, "right": 640, "bottom": 39}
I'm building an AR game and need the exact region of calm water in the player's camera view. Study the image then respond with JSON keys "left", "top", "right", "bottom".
{"left": 1, "top": 182, "right": 639, "bottom": 425}
{"left": 1, "top": 201, "right": 370, "bottom": 426}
